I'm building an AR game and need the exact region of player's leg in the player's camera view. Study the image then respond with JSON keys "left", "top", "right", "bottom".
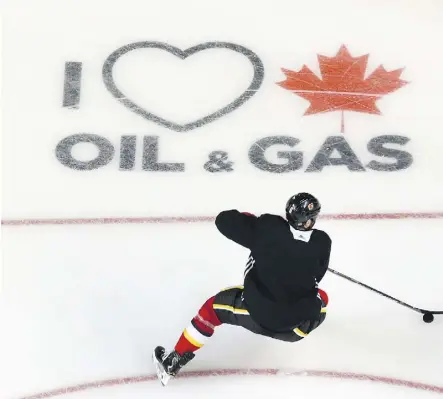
{"left": 167, "top": 285, "right": 251, "bottom": 360}
{"left": 211, "top": 286, "right": 275, "bottom": 337}
{"left": 154, "top": 285, "right": 258, "bottom": 381}
{"left": 174, "top": 295, "right": 223, "bottom": 354}
{"left": 154, "top": 286, "right": 329, "bottom": 383}
{"left": 272, "top": 288, "right": 329, "bottom": 342}
{"left": 153, "top": 294, "right": 224, "bottom": 381}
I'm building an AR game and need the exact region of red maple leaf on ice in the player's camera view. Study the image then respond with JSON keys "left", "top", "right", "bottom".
{"left": 277, "top": 45, "right": 408, "bottom": 132}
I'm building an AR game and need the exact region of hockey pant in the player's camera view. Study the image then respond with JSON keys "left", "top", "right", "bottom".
{"left": 174, "top": 286, "right": 327, "bottom": 355}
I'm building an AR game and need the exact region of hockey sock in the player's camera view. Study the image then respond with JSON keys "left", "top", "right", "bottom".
{"left": 174, "top": 296, "right": 222, "bottom": 355}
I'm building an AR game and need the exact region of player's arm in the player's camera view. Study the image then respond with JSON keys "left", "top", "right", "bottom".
{"left": 215, "top": 210, "right": 257, "bottom": 249}
{"left": 314, "top": 233, "right": 332, "bottom": 283}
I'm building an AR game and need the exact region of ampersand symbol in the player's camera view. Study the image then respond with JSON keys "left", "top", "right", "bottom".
{"left": 204, "top": 151, "right": 234, "bottom": 172}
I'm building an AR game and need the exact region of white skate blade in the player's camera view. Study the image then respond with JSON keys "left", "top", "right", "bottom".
{"left": 152, "top": 349, "right": 171, "bottom": 387}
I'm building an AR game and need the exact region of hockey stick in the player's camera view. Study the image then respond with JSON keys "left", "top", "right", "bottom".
{"left": 328, "top": 268, "right": 443, "bottom": 322}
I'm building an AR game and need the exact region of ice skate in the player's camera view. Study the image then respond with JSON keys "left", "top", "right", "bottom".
{"left": 152, "top": 346, "right": 195, "bottom": 386}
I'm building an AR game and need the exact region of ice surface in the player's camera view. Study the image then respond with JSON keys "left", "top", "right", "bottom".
{"left": 2, "top": 220, "right": 443, "bottom": 398}
{"left": 12, "top": 374, "right": 442, "bottom": 399}
{"left": 2, "top": 0, "right": 443, "bottom": 397}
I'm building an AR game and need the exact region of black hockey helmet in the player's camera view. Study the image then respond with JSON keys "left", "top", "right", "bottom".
{"left": 285, "top": 193, "right": 321, "bottom": 231}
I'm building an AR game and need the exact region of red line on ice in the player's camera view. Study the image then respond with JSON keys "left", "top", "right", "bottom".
{"left": 16, "top": 369, "right": 443, "bottom": 399}
{"left": 2, "top": 212, "right": 443, "bottom": 226}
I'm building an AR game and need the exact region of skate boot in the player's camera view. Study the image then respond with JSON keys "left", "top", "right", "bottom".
{"left": 152, "top": 346, "right": 195, "bottom": 386}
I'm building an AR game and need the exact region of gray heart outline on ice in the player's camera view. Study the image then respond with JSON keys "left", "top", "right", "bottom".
{"left": 102, "top": 41, "right": 264, "bottom": 132}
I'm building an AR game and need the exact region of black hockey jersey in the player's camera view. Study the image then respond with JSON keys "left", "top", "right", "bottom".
{"left": 215, "top": 210, "right": 331, "bottom": 332}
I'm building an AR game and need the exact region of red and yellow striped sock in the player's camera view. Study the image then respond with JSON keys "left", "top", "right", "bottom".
{"left": 175, "top": 296, "right": 222, "bottom": 355}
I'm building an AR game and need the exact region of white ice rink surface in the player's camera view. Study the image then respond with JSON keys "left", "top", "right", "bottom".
{"left": 2, "top": 0, "right": 443, "bottom": 397}
{"left": 2, "top": 220, "right": 443, "bottom": 398}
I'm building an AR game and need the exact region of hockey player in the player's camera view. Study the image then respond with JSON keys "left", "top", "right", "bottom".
{"left": 153, "top": 193, "right": 331, "bottom": 385}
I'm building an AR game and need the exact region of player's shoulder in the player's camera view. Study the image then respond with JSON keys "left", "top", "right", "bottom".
{"left": 256, "top": 213, "right": 290, "bottom": 233}
{"left": 257, "top": 213, "right": 287, "bottom": 225}
{"left": 312, "top": 228, "right": 332, "bottom": 244}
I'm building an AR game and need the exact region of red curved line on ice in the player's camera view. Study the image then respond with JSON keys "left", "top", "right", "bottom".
{"left": 2, "top": 212, "right": 443, "bottom": 226}
{"left": 16, "top": 368, "right": 443, "bottom": 399}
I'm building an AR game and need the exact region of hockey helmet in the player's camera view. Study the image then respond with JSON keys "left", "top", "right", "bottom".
{"left": 285, "top": 193, "right": 321, "bottom": 231}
